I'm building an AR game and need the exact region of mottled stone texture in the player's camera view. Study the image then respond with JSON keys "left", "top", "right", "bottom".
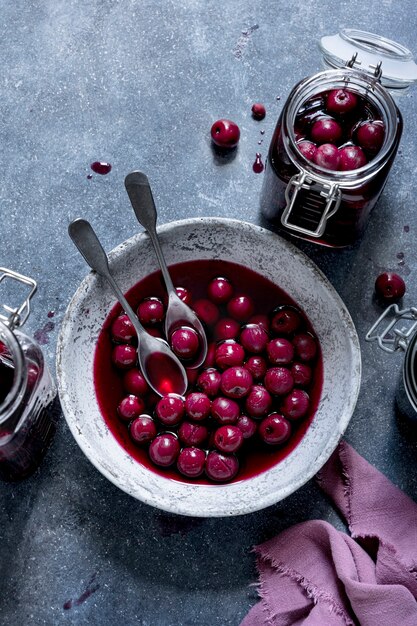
{"left": 0, "top": 1, "right": 416, "bottom": 625}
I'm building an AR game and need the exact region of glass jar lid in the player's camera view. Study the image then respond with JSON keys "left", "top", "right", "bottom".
{"left": 320, "top": 29, "right": 417, "bottom": 91}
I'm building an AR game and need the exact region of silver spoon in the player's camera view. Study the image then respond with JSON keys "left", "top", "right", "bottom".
{"left": 68, "top": 218, "right": 188, "bottom": 397}
{"left": 124, "top": 171, "right": 208, "bottom": 369}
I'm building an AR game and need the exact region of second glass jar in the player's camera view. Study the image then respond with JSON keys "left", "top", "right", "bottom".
{"left": 260, "top": 68, "right": 402, "bottom": 247}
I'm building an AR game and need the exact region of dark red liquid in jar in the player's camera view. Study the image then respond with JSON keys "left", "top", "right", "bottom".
{"left": 261, "top": 84, "right": 402, "bottom": 247}
{"left": 0, "top": 347, "right": 14, "bottom": 404}
{"left": 0, "top": 343, "right": 56, "bottom": 482}
{"left": 94, "top": 260, "right": 323, "bottom": 484}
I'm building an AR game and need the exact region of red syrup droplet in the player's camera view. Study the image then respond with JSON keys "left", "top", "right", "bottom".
{"left": 252, "top": 153, "right": 264, "bottom": 174}
{"left": 87, "top": 174, "right": 93, "bottom": 180}
{"left": 90, "top": 161, "right": 112, "bottom": 175}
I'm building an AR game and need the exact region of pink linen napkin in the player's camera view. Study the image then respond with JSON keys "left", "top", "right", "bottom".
{"left": 241, "top": 440, "right": 417, "bottom": 626}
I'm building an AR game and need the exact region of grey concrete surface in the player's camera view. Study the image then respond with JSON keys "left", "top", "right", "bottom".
{"left": 0, "top": 1, "right": 416, "bottom": 624}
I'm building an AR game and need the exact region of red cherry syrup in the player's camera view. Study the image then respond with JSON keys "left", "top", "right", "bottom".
{"left": 94, "top": 260, "right": 323, "bottom": 484}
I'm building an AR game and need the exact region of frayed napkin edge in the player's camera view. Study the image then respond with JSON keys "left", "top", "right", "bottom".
{"left": 253, "top": 547, "right": 356, "bottom": 626}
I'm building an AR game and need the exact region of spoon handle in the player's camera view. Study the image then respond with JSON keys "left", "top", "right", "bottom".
{"left": 124, "top": 171, "right": 175, "bottom": 294}
{"left": 68, "top": 219, "right": 141, "bottom": 334}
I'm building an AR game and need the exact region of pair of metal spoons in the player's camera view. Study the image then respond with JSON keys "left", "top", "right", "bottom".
{"left": 68, "top": 171, "right": 207, "bottom": 397}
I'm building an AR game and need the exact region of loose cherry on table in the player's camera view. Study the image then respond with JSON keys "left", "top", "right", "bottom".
{"left": 374, "top": 272, "right": 406, "bottom": 301}
{"left": 210, "top": 119, "right": 240, "bottom": 148}
{"left": 251, "top": 103, "right": 266, "bottom": 120}
{"left": 90, "top": 161, "right": 112, "bottom": 175}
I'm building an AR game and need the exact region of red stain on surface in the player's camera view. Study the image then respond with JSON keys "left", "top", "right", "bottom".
{"left": 33, "top": 322, "right": 55, "bottom": 345}
{"left": 63, "top": 573, "right": 100, "bottom": 610}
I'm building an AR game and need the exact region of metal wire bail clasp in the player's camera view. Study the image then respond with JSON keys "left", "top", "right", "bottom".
{"left": 281, "top": 172, "right": 342, "bottom": 238}
{"left": 365, "top": 304, "right": 417, "bottom": 353}
{"left": 0, "top": 268, "right": 37, "bottom": 331}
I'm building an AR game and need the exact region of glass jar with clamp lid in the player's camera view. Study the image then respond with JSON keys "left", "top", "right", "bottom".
{"left": 261, "top": 29, "right": 417, "bottom": 247}
{"left": 0, "top": 268, "right": 57, "bottom": 481}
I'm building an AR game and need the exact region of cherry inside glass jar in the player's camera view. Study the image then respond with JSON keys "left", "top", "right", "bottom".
{"left": 260, "top": 69, "right": 402, "bottom": 247}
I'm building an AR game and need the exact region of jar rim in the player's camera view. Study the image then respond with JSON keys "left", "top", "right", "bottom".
{"left": 0, "top": 319, "right": 26, "bottom": 424}
{"left": 320, "top": 30, "right": 417, "bottom": 90}
{"left": 340, "top": 29, "right": 413, "bottom": 62}
{"left": 283, "top": 68, "right": 400, "bottom": 184}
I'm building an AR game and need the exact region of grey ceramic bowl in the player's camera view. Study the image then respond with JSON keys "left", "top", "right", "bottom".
{"left": 56, "top": 218, "right": 361, "bottom": 517}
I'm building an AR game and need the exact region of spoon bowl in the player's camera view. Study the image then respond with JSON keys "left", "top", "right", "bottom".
{"left": 68, "top": 218, "right": 187, "bottom": 397}
{"left": 124, "top": 171, "right": 208, "bottom": 368}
